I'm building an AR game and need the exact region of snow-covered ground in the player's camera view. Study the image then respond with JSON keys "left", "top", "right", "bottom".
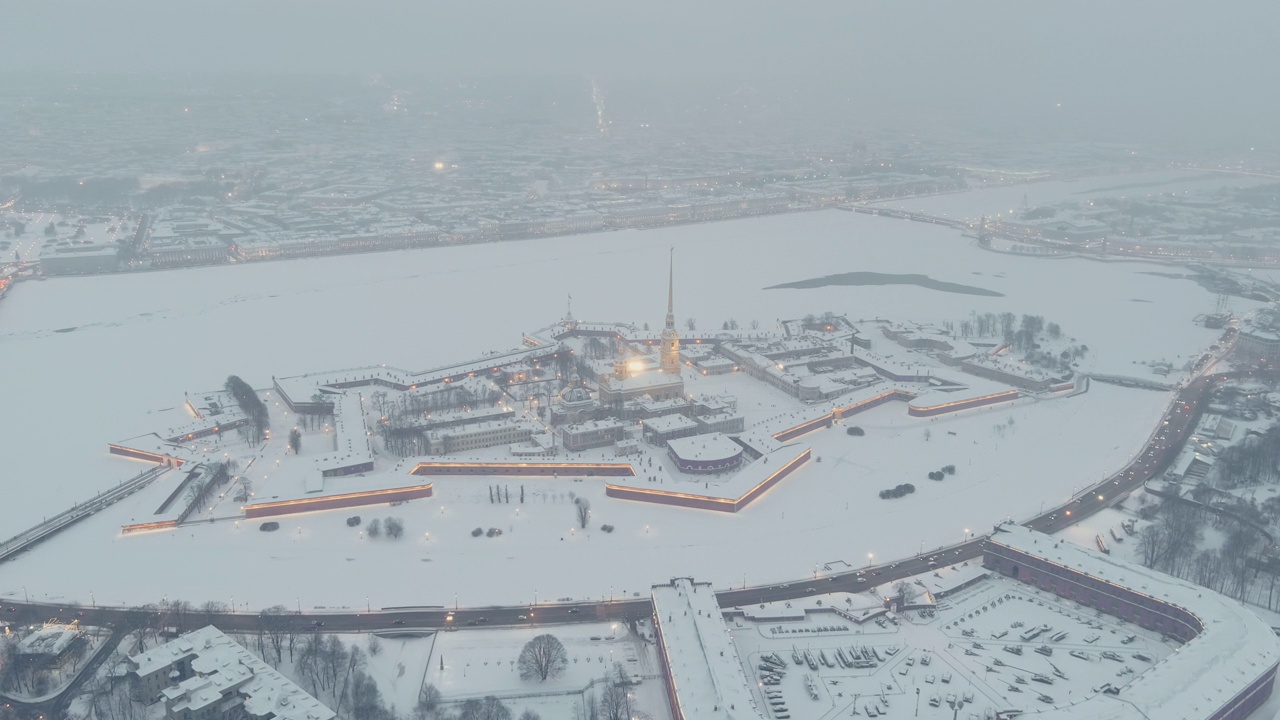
{"left": 0, "top": 190, "right": 1252, "bottom": 609}
{"left": 729, "top": 574, "right": 1176, "bottom": 719}
{"left": 344, "top": 623, "right": 670, "bottom": 720}
{"left": 0, "top": 380, "right": 1171, "bottom": 610}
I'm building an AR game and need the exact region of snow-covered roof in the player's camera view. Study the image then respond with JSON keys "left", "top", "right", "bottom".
{"left": 309, "top": 392, "right": 373, "bottom": 476}
{"left": 643, "top": 413, "right": 699, "bottom": 434}
{"left": 987, "top": 525, "right": 1280, "bottom": 719}
{"left": 17, "top": 624, "right": 81, "bottom": 656}
{"left": 562, "top": 418, "right": 626, "bottom": 434}
{"left": 604, "top": 371, "right": 685, "bottom": 392}
{"left": 651, "top": 578, "right": 765, "bottom": 719}
{"left": 606, "top": 443, "right": 808, "bottom": 505}
{"left": 667, "top": 432, "right": 743, "bottom": 463}
{"left": 131, "top": 625, "right": 335, "bottom": 720}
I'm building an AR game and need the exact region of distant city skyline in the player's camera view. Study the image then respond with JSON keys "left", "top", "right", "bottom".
{"left": 3, "top": 1, "right": 1279, "bottom": 145}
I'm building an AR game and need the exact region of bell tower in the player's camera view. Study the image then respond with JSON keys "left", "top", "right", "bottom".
{"left": 660, "top": 249, "right": 681, "bottom": 375}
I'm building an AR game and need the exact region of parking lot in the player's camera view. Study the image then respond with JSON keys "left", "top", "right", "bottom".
{"left": 727, "top": 572, "right": 1176, "bottom": 719}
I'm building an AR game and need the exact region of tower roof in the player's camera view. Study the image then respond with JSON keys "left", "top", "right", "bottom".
{"left": 665, "top": 248, "right": 675, "bottom": 330}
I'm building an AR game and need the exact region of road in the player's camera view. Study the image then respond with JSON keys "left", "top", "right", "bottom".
{"left": 0, "top": 369, "right": 1252, "bottom": 640}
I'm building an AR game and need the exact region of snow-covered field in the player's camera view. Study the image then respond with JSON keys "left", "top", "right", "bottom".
{"left": 0, "top": 186, "right": 1249, "bottom": 609}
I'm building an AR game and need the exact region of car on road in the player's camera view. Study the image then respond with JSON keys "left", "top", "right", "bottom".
{"left": 806, "top": 587, "right": 816, "bottom": 592}
{"left": 567, "top": 608, "right": 580, "bottom": 614}
{"left": 309, "top": 620, "right": 325, "bottom": 628}
{"left": 392, "top": 619, "right": 405, "bottom": 625}
{"left": 518, "top": 614, "right": 528, "bottom": 620}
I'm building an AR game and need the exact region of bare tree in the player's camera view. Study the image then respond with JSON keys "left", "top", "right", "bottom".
{"left": 518, "top": 634, "right": 569, "bottom": 682}
{"left": 367, "top": 518, "right": 382, "bottom": 538}
{"left": 458, "top": 697, "right": 512, "bottom": 720}
{"left": 518, "top": 711, "right": 542, "bottom": 720}
{"left": 200, "top": 600, "right": 228, "bottom": 626}
{"left": 367, "top": 634, "right": 382, "bottom": 657}
{"left": 348, "top": 668, "right": 393, "bottom": 720}
{"left": 1159, "top": 501, "right": 1204, "bottom": 577}
{"left": 385, "top": 517, "right": 405, "bottom": 539}
{"left": 412, "top": 683, "right": 443, "bottom": 720}
{"left": 258, "top": 606, "right": 291, "bottom": 666}
{"left": 1138, "top": 522, "right": 1167, "bottom": 568}
{"left": 600, "top": 683, "right": 630, "bottom": 720}
{"left": 892, "top": 581, "right": 920, "bottom": 608}
{"left": 575, "top": 498, "right": 590, "bottom": 530}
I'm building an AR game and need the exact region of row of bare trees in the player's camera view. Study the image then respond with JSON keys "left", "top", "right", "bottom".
{"left": 1138, "top": 499, "right": 1266, "bottom": 601}
{"left": 225, "top": 375, "right": 269, "bottom": 440}
{"left": 1216, "top": 424, "right": 1280, "bottom": 488}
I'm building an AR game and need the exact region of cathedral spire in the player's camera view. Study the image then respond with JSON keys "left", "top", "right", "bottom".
{"left": 665, "top": 248, "right": 675, "bottom": 331}
{"left": 660, "top": 248, "right": 681, "bottom": 375}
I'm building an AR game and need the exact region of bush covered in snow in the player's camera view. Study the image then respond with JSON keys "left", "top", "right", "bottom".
{"left": 879, "top": 483, "right": 915, "bottom": 500}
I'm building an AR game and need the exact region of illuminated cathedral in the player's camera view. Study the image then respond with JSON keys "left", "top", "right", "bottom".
{"left": 597, "top": 249, "right": 685, "bottom": 408}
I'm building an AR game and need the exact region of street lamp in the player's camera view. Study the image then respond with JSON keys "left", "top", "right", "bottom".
{"left": 867, "top": 553, "right": 874, "bottom": 568}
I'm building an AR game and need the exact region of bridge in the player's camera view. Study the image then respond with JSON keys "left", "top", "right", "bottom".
{"left": 846, "top": 204, "right": 970, "bottom": 230}
{"left": 0, "top": 465, "right": 169, "bottom": 564}
{"left": 1084, "top": 373, "right": 1178, "bottom": 391}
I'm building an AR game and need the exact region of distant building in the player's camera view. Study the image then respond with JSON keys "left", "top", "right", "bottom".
{"left": 1238, "top": 327, "right": 1280, "bottom": 367}
{"left": 562, "top": 419, "right": 626, "bottom": 452}
{"left": 146, "top": 237, "right": 231, "bottom": 268}
{"left": 693, "top": 413, "right": 745, "bottom": 435}
{"left": 984, "top": 525, "right": 1279, "bottom": 720}
{"left": 425, "top": 418, "right": 535, "bottom": 455}
{"left": 550, "top": 377, "right": 598, "bottom": 425}
{"left": 40, "top": 243, "right": 119, "bottom": 275}
{"left": 666, "top": 432, "right": 744, "bottom": 474}
{"left": 642, "top": 413, "right": 699, "bottom": 445}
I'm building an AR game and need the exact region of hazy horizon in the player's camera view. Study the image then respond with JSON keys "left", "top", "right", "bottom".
{"left": 4, "top": 1, "right": 1279, "bottom": 146}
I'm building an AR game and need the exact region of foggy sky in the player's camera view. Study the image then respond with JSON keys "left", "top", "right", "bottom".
{"left": 5, "top": 1, "right": 1278, "bottom": 145}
